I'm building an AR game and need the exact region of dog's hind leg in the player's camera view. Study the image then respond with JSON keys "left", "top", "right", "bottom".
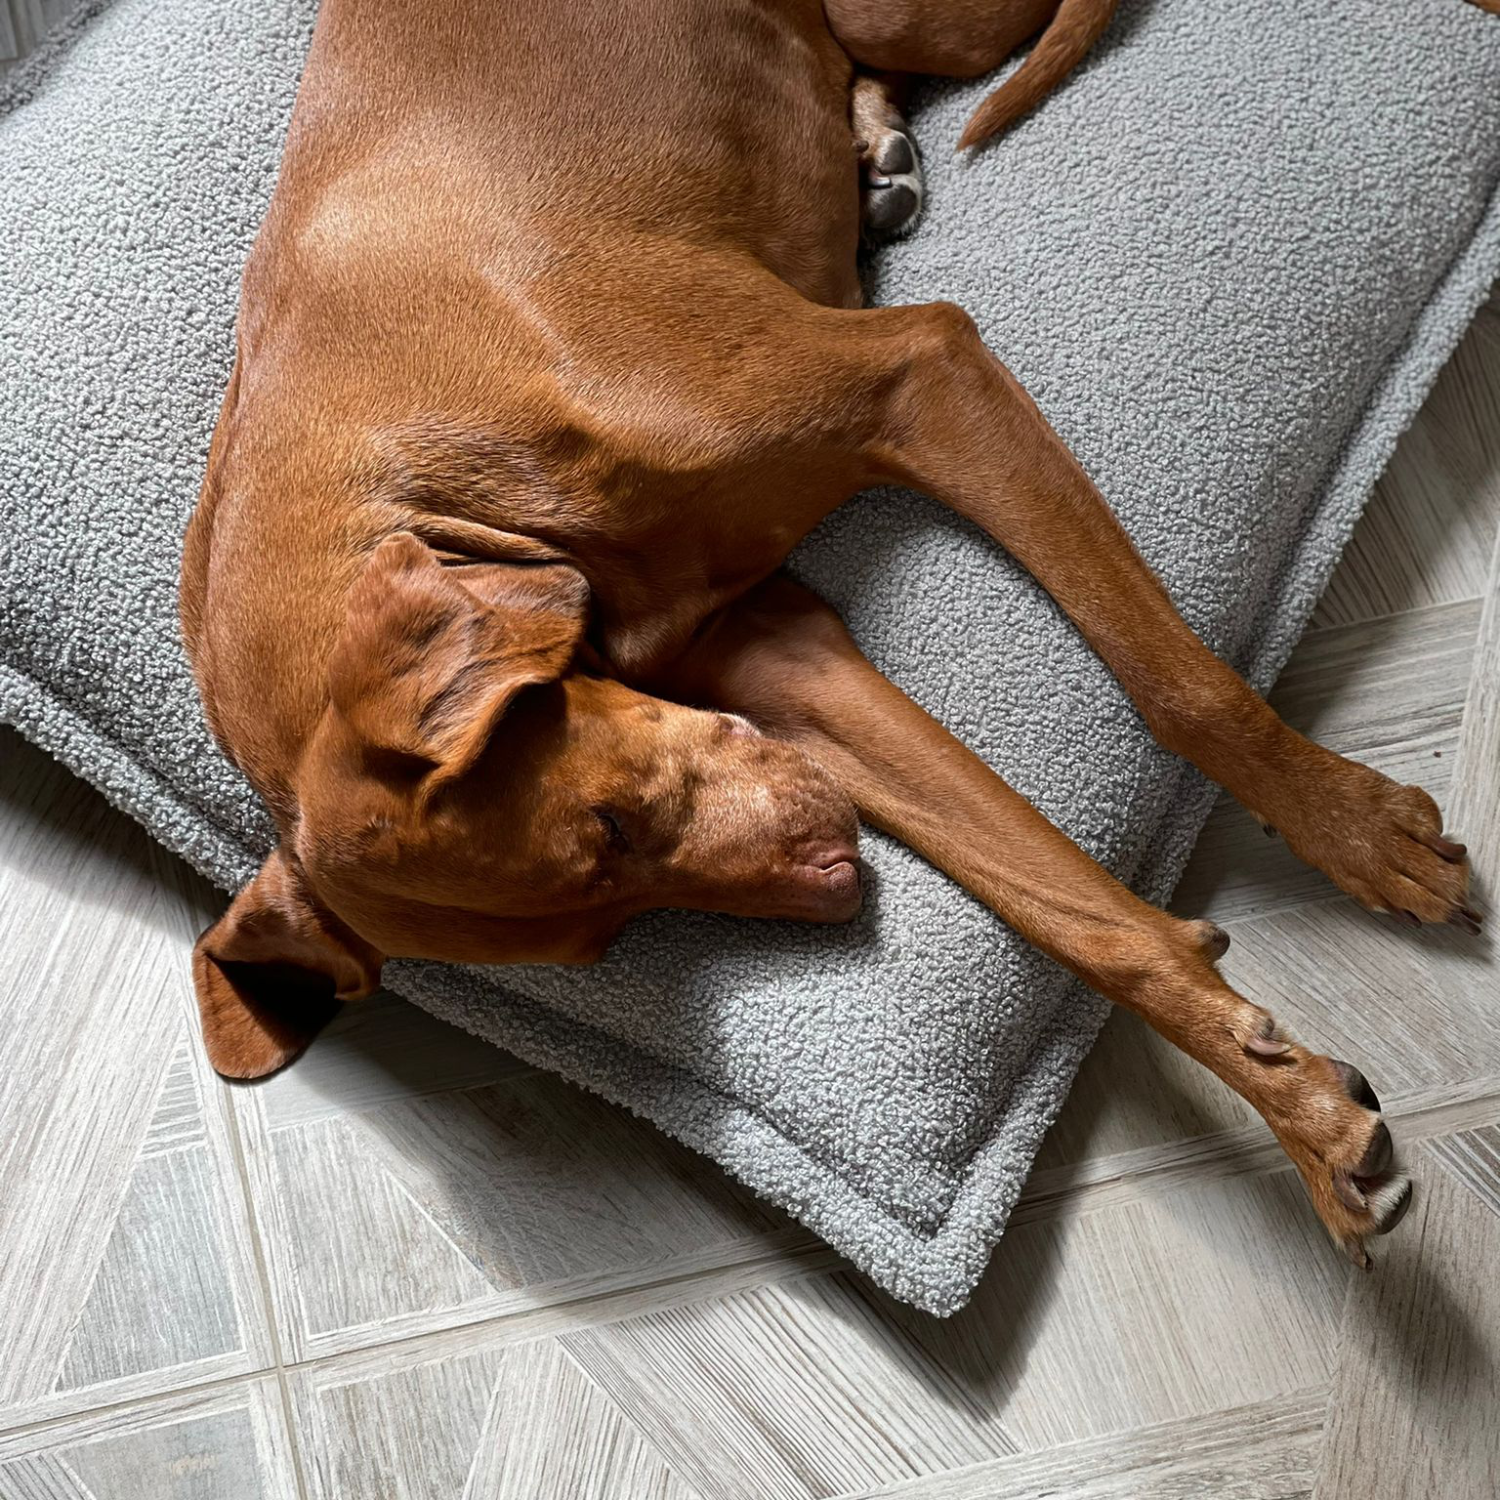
{"left": 660, "top": 572, "right": 1413, "bottom": 1267}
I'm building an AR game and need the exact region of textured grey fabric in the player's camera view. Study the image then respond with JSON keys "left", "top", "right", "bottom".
{"left": 3, "top": 0, "right": 1499, "bottom": 1315}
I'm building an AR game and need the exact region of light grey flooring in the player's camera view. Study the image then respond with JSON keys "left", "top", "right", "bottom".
{"left": 1, "top": 286, "right": 1497, "bottom": 1498}
{"left": 0, "top": 0, "right": 75, "bottom": 70}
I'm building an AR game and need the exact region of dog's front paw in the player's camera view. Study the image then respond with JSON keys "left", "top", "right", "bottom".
{"left": 1278, "top": 1056, "right": 1413, "bottom": 1269}
{"left": 1235, "top": 1014, "right": 1413, "bottom": 1268}
{"left": 1263, "top": 753, "right": 1479, "bottom": 933}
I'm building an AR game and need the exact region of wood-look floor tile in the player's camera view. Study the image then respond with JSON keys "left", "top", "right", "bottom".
{"left": 561, "top": 1271, "right": 1012, "bottom": 1500}
{"left": 1019, "top": 1077, "right": 1500, "bottom": 1238}
{"left": 347, "top": 1074, "right": 785, "bottom": 1289}
{"left": 253, "top": 990, "right": 531, "bottom": 1132}
{"left": 1315, "top": 293, "right": 1500, "bottom": 629}
{"left": 141, "top": 1037, "right": 210, "bottom": 1154}
{"left": 1215, "top": 899, "right": 1500, "bottom": 1096}
{"left": 1448, "top": 532, "right": 1500, "bottom": 897}
{"left": 883, "top": 1171, "right": 1347, "bottom": 1455}
{"left": 0, "top": 731, "right": 268, "bottom": 1429}
{"left": 291, "top": 1330, "right": 701, "bottom": 1500}
{"left": 55, "top": 1140, "right": 246, "bottom": 1392}
{"left": 295, "top": 1345, "right": 507, "bottom": 1500}
{"left": 552, "top": 1171, "right": 1345, "bottom": 1497}
{"left": 462, "top": 1339, "right": 694, "bottom": 1500}
{"left": 1427, "top": 1123, "right": 1500, "bottom": 1216}
{"left": 262, "top": 1110, "right": 501, "bottom": 1343}
{"left": 0, "top": 1378, "right": 299, "bottom": 1500}
{"left": 241, "top": 1058, "right": 790, "bottom": 1360}
{"left": 1314, "top": 1127, "right": 1500, "bottom": 1500}
{"left": 1031, "top": 1007, "right": 1259, "bottom": 1173}
{"left": 0, "top": 1451, "right": 96, "bottom": 1500}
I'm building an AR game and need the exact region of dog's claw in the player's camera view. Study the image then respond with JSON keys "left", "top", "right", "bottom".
{"left": 1247, "top": 1034, "right": 1291, "bottom": 1057}
{"left": 869, "top": 130, "right": 915, "bottom": 175}
{"left": 1339, "top": 1176, "right": 1414, "bottom": 1272}
{"left": 1356, "top": 1119, "right": 1393, "bottom": 1178}
{"left": 1420, "top": 831, "right": 1467, "bottom": 863}
{"left": 1260, "top": 766, "right": 1476, "bottom": 934}
{"left": 1328, "top": 1169, "right": 1410, "bottom": 1272}
{"left": 1330, "top": 1059, "right": 1381, "bottom": 1112}
{"left": 1373, "top": 1176, "right": 1414, "bottom": 1235}
{"left": 1334, "top": 1172, "right": 1367, "bottom": 1212}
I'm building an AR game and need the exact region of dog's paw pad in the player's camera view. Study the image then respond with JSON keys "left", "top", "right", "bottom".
{"left": 859, "top": 127, "right": 923, "bottom": 235}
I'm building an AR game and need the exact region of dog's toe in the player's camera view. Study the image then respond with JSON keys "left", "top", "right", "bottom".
{"left": 1266, "top": 763, "right": 1480, "bottom": 932}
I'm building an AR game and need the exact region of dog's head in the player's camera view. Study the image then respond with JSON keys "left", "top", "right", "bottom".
{"left": 192, "top": 533, "right": 859, "bottom": 1078}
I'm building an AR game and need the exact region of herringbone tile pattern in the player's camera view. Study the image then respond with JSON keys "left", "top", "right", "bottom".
{"left": 2, "top": 288, "right": 1496, "bottom": 1497}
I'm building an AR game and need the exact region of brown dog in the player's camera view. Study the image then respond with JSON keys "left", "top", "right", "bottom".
{"left": 183, "top": 0, "right": 1479, "bottom": 1268}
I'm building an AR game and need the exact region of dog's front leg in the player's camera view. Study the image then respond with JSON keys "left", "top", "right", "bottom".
{"left": 840, "top": 301, "right": 1477, "bottom": 935}
{"left": 660, "top": 573, "right": 1412, "bottom": 1265}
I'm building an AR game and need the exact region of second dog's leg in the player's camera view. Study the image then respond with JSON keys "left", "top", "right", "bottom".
{"left": 660, "top": 575, "right": 1413, "bottom": 1265}
{"left": 842, "top": 301, "right": 1478, "bottom": 932}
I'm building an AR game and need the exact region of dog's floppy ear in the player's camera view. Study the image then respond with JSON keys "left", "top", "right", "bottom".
{"left": 328, "top": 532, "right": 589, "bottom": 786}
{"left": 192, "top": 847, "right": 383, "bottom": 1079}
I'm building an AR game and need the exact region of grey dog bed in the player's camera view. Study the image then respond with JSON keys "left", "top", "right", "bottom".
{"left": 4, "top": 0, "right": 1500, "bottom": 1315}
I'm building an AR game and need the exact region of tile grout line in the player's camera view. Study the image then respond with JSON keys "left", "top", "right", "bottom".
{"left": 34, "top": 1004, "right": 186, "bottom": 1404}
{"left": 1176, "top": 588, "right": 1484, "bottom": 926}
{"left": 1218, "top": 884, "right": 1485, "bottom": 931}
{"left": 1305, "top": 589, "right": 1486, "bottom": 638}
{"left": 218, "top": 1079, "right": 315, "bottom": 1500}
{"left": 1448, "top": 523, "right": 1500, "bottom": 893}
{"left": 839, "top": 1386, "right": 1332, "bottom": 1500}
{"left": 286, "top": 1238, "right": 843, "bottom": 1375}
{"left": 0, "top": 1367, "right": 282, "bottom": 1449}
{"left": 1015, "top": 1080, "right": 1500, "bottom": 1217}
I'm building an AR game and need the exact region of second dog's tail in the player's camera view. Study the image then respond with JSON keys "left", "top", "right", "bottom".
{"left": 956, "top": 0, "right": 1119, "bottom": 152}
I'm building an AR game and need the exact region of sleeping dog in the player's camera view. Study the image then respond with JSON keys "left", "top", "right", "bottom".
{"left": 183, "top": 0, "right": 1481, "bottom": 1268}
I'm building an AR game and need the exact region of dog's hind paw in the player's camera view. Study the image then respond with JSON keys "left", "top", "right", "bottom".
{"left": 858, "top": 124, "right": 924, "bottom": 236}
